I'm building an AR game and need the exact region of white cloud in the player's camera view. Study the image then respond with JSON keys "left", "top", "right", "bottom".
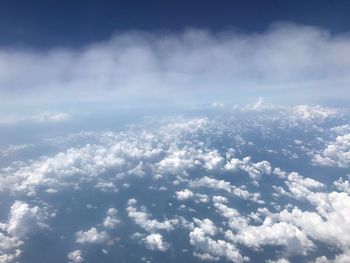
{"left": 331, "top": 125, "right": 350, "bottom": 135}
{"left": 313, "top": 133, "right": 350, "bottom": 167}
{"left": 226, "top": 221, "right": 314, "bottom": 255}
{"left": 176, "top": 189, "right": 194, "bottom": 200}
{"left": 193, "top": 218, "right": 217, "bottom": 236}
{"left": 276, "top": 192, "right": 350, "bottom": 249}
{"left": 0, "top": 107, "right": 349, "bottom": 262}
{"left": 0, "top": 249, "right": 21, "bottom": 263}
{"left": 287, "top": 172, "right": 324, "bottom": 189}
{"left": 334, "top": 177, "right": 350, "bottom": 194}
{"left": 315, "top": 249, "right": 350, "bottom": 263}
{"left": 214, "top": 200, "right": 314, "bottom": 256}
{"left": 102, "top": 208, "right": 120, "bottom": 229}
{"left": 242, "top": 97, "right": 277, "bottom": 112}
{"left": 68, "top": 250, "right": 84, "bottom": 263}
{"left": 0, "top": 201, "right": 49, "bottom": 263}
{"left": 126, "top": 199, "right": 178, "bottom": 232}
{"left": 5, "top": 201, "right": 49, "bottom": 238}
{"left": 75, "top": 227, "right": 108, "bottom": 244}
{"left": 213, "top": 202, "right": 249, "bottom": 231}
{"left": 143, "top": 233, "right": 169, "bottom": 251}
{"left": 212, "top": 195, "right": 228, "bottom": 204}
{"left": 0, "top": 144, "right": 34, "bottom": 157}
{"left": 225, "top": 156, "right": 272, "bottom": 180}
{"left": 0, "top": 233, "right": 22, "bottom": 263}
{"left": 189, "top": 227, "right": 248, "bottom": 263}
{"left": 30, "top": 112, "right": 69, "bottom": 122}
{"left": 292, "top": 105, "right": 339, "bottom": 122}
{"left": 175, "top": 189, "right": 209, "bottom": 203}
{"left": 190, "top": 176, "right": 263, "bottom": 203}
{"left": 2, "top": 24, "right": 350, "bottom": 106}
{"left": 0, "top": 112, "right": 69, "bottom": 125}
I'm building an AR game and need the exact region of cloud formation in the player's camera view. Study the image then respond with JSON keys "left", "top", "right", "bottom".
{"left": 1, "top": 23, "right": 350, "bottom": 107}
{"left": 143, "top": 233, "right": 169, "bottom": 251}
{"left": 75, "top": 227, "right": 109, "bottom": 244}
{"left": 0, "top": 103, "right": 349, "bottom": 262}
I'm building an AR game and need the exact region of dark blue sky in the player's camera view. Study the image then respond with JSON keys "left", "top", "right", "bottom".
{"left": 1, "top": 0, "right": 350, "bottom": 47}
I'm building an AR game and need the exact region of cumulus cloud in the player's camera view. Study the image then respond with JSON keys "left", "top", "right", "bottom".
{"left": 0, "top": 233, "right": 21, "bottom": 263}
{"left": 189, "top": 227, "right": 247, "bottom": 263}
{"left": 143, "top": 233, "right": 169, "bottom": 251}
{"left": 0, "top": 201, "right": 49, "bottom": 263}
{"left": 226, "top": 221, "right": 314, "bottom": 256}
{"left": 225, "top": 156, "right": 272, "bottom": 180}
{"left": 313, "top": 133, "right": 350, "bottom": 167}
{"left": 75, "top": 227, "right": 108, "bottom": 244}
{"left": 315, "top": 249, "right": 350, "bottom": 263}
{"left": 175, "top": 189, "right": 209, "bottom": 203}
{"left": 102, "top": 208, "right": 120, "bottom": 229}
{"left": 190, "top": 176, "right": 263, "bottom": 203}
{"left": 334, "top": 177, "right": 350, "bottom": 194}
{"left": 193, "top": 218, "right": 217, "bottom": 236}
{"left": 176, "top": 189, "right": 194, "bottom": 200}
{"left": 292, "top": 105, "right": 340, "bottom": 122}
{"left": 276, "top": 192, "right": 350, "bottom": 249}
{"left": 126, "top": 199, "right": 178, "bottom": 232}
{"left": 5, "top": 201, "right": 49, "bottom": 239}
{"left": 1, "top": 23, "right": 350, "bottom": 107}
{"left": 0, "top": 105, "right": 349, "bottom": 262}
{"left": 68, "top": 250, "right": 84, "bottom": 263}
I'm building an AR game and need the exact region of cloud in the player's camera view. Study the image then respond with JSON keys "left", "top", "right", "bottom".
{"left": 1, "top": 23, "right": 350, "bottom": 107}
{"left": 0, "top": 106, "right": 349, "bottom": 261}
{"left": 0, "top": 201, "right": 49, "bottom": 263}
{"left": 176, "top": 189, "right": 194, "bottom": 200}
{"left": 126, "top": 199, "right": 178, "bottom": 232}
{"left": 68, "top": 250, "right": 84, "bottom": 263}
{"left": 0, "top": 233, "right": 21, "bottom": 263}
{"left": 30, "top": 112, "right": 69, "bottom": 122}
{"left": 193, "top": 218, "right": 217, "bottom": 236}
{"left": 226, "top": 221, "right": 314, "bottom": 256}
{"left": 292, "top": 105, "right": 339, "bottom": 122}
{"left": 313, "top": 133, "right": 350, "bottom": 168}
{"left": 276, "top": 192, "right": 350, "bottom": 249}
{"left": 0, "top": 144, "right": 34, "bottom": 157}
{"left": 143, "top": 233, "right": 169, "bottom": 251}
{"left": 75, "top": 227, "right": 108, "bottom": 244}
{"left": 102, "top": 208, "right": 120, "bottom": 229}
{"left": 5, "top": 201, "right": 49, "bottom": 239}
{"left": 189, "top": 227, "right": 248, "bottom": 263}
{"left": 315, "top": 249, "right": 350, "bottom": 263}
{"left": 225, "top": 156, "right": 272, "bottom": 181}
{"left": 189, "top": 176, "right": 263, "bottom": 203}
{"left": 0, "top": 112, "right": 70, "bottom": 125}
{"left": 175, "top": 189, "right": 209, "bottom": 203}
{"left": 334, "top": 177, "right": 350, "bottom": 194}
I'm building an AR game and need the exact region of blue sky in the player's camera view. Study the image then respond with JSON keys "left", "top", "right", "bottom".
{"left": 1, "top": 0, "right": 350, "bottom": 47}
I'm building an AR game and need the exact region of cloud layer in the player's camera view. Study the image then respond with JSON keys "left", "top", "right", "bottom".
{"left": 1, "top": 23, "right": 350, "bottom": 107}
{"left": 0, "top": 103, "right": 349, "bottom": 262}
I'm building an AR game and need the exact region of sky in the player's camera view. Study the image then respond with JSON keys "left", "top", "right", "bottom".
{"left": 0, "top": 0, "right": 350, "bottom": 112}
{"left": 1, "top": 3, "right": 350, "bottom": 262}
{"left": 1, "top": 0, "right": 350, "bottom": 47}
